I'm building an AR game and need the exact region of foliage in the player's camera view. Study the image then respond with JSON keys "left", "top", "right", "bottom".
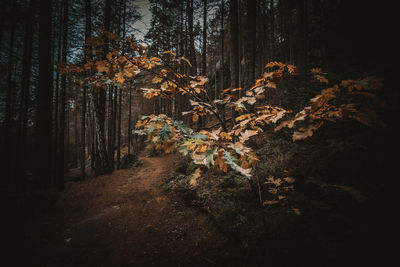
{"left": 134, "top": 56, "right": 384, "bottom": 181}
{"left": 59, "top": 32, "right": 384, "bottom": 182}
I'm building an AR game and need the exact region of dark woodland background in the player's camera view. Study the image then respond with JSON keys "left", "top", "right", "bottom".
{"left": 1, "top": 0, "right": 399, "bottom": 266}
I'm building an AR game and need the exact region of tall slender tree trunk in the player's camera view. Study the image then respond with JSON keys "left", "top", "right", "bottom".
{"left": 16, "top": 0, "right": 36, "bottom": 190}
{"left": 187, "top": 0, "right": 196, "bottom": 75}
{"left": 296, "top": 0, "right": 307, "bottom": 73}
{"left": 229, "top": 0, "right": 239, "bottom": 120}
{"left": 81, "top": 0, "right": 91, "bottom": 179}
{"left": 127, "top": 85, "right": 132, "bottom": 155}
{"left": 58, "top": 0, "right": 68, "bottom": 190}
{"left": 243, "top": 0, "right": 256, "bottom": 90}
{"left": 270, "top": 0, "right": 275, "bottom": 60}
{"left": 52, "top": 4, "right": 63, "bottom": 184}
{"left": 4, "top": 0, "right": 17, "bottom": 185}
{"left": 0, "top": 0, "right": 6, "bottom": 54}
{"left": 202, "top": 0, "right": 207, "bottom": 75}
{"left": 117, "top": 88, "right": 122, "bottom": 169}
{"left": 35, "top": 0, "right": 53, "bottom": 188}
{"left": 220, "top": 0, "right": 224, "bottom": 93}
{"left": 93, "top": 0, "right": 111, "bottom": 175}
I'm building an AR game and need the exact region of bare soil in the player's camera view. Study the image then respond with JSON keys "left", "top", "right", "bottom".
{"left": 21, "top": 152, "right": 244, "bottom": 266}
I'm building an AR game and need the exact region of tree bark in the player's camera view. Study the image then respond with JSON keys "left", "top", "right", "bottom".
{"left": 16, "top": 0, "right": 36, "bottom": 189}
{"left": 127, "top": 85, "right": 132, "bottom": 155}
{"left": 93, "top": 0, "right": 112, "bottom": 176}
{"left": 243, "top": 0, "right": 256, "bottom": 90}
{"left": 57, "top": 0, "right": 68, "bottom": 190}
{"left": 202, "top": 0, "right": 207, "bottom": 76}
{"left": 35, "top": 0, "right": 53, "bottom": 188}
{"left": 296, "top": 0, "right": 307, "bottom": 72}
{"left": 81, "top": 0, "right": 91, "bottom": 179}
{"left": 186, "top": 0, "right": 196, "bottom": 75}
{"left": 4, "top": 0, "right": 17, "bottom": 185}
{"left": 229, "top": 0, "right": 239, "bottom": 120}
{"left": 220, "top": 0, "right": 225, "bottom": 93}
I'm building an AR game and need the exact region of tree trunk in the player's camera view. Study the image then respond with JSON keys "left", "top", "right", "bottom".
{"left": 35, "top": 0, "right": 53, "bottom": 188}
{"left": 270, "top": 0, "right": 275, "bottom": 60}
{"left": 229, "top": 0, "right": 239, "bottom": 120}
{"left": 117, "top": 87, "right": 122, "bottom": 169}
{"left": 81, "top": 0, "right": 91, "bottom": 179}
{"left": 127, "top": 85, "right": 132, "bottom": 155}
{"left": 52, "top": 2, "right": 63, "bottom": 184}
{"left": 220, "top": 0, "right": 225, "bottom": 93}
{"left": 4, "top": 0, "right": 17, "bottom": 185}
{"left": 186, "top": 0, "right": 196, "bottom": 75}
{"left": 243, "top": 0, "right": 256, "bottom": 90}
{"left": 202, "top": 0, "right": 207, "bottom": 75}
{"left": 0, "top": 0, "right": 6, "bottom": 53}
{"left": 16, "top": 0, "right": 36, "bottom": 189}
{"left": 296, "top": 0, "right": 307, "bottom": 72}
{"left": 57, "top": 0, "right": 68, "bottom": 190}
{"left": 93, "top": 0, "right": 112, "bottom": 176}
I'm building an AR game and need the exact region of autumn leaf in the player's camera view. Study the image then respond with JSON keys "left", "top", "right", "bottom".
{"left": 152, "top": 76, "right": 163, "bottom": 84}
{"left": 162, "top": 49, "right": 175, "bottom": 56}
{"left": 220, "top": 132, "right": 233, "bottom": 141}
{"left": 180, "top": 56, "right": 192, "bottom": 67}
{"left": 287, "top": 64, "right": 296, "bottom": 74}
{"left": 189, "top": 167, "right": 202, "bottom": 187}
{"left": 291, "top": 208, "right": 301, "bottom": 215}
{"left": 268, "top": 188, "right": 278, "bottom": 195}
{"left": 314, "top": 74, "right": 329, "bottom": 84}
{"left": 311, "top": 68, "right": 324, "bottom": 74}
{"left": 115, "top": 72, "right": 125, "bottom": 84}
{"left": 192, "top": 113, "right": 199, "bottom": 122}
{"left": 263, "top": 200, "right": 279, "bottom": 206}
{"left": 239, "top": 130, "right": 259, "bottom": 143}
{"left": 95, "top": 60, "right": 109, "bottom": 73}
{"left": 283, "top": 177, "right": 295, "bottom": 183}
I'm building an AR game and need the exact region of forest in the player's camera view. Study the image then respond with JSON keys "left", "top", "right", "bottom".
{"left": 1, "top": 0, "right": 399, "bottom": 266}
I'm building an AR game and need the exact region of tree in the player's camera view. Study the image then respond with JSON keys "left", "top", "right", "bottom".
{"left": 57, "top": 0, "right": 69, "bottom": 190}
{"left": 81, "top": 0, "right": 92, "bottom": 180}
{"left": 229, "top": 0, "right": 239, "bottom": 119}
{"left": 35, "top": 0, "right": 53, "bottom": 188}
{"left": 202, "top": 0, "right": 208, "bottom": 76}
{"left": 93, "top": 0, "right": 112, "bottom": 176}
{"left": 242, "top": 0, "right": 256, "bottom": 91}
{"left": 16, "top": 0, "right": 36, "bottom": 189}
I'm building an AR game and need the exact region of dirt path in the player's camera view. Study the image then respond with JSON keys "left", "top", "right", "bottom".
{"left": 25, "top": 153, "right": 243, "bottom": 266}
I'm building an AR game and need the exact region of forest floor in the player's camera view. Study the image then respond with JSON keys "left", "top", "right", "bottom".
{"left": 15, "top": 151, "right": 245, "bottom": 266}
{"left": 4, "top": 132, "right": 398, "bottom": 266}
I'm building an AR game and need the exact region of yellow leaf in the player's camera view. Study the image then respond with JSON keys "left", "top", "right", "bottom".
{"left": 95, "top": 60, "right": 109, "bottom": 73}
{"left": 283, "top": 177, "right": 295, "bottom": 183}
{"left": 263, "top": 200, "right": 279, "bottom": 206}
{"left": 287, "top": 65, "right": 296, "bottom": 74}
{"left": 192, "top": 113, "right": 199, "bottom": 122}
{"left": 215, "top": 150, "right": 228, "bottom": 172}
{"left": 189, "top": 168, "right": 202, "bottom": 186}
{"left": 315, "top": 74, "right": 329, "bottom": 84}
{"left": 268, "top": 188, "right": 278, "bottom": 195}
{"left": 180, "top": 56, "right": 192, "bottom": 67}
{"left": 115, "top": 72, "right": 125, "bottom": 84}
{"left": 311, "top": 68, "right": 323, "bottom": 74}
{"left": 152, "top": 76, "right": 163, "bottom": 84}
{"left": 220, "top": 132, "right": 232, "bottom": 141}
{"left": 236, "top": 114, "right": 253, "bottom": 122}
{"left": 162, "top": 49, "right": 175, "bottom": 56}
{"left": 239, "top": 130, "right": 259, "bottom": 143}
{"left": 291, "top": 207, "right": 301, "bottom": 215}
